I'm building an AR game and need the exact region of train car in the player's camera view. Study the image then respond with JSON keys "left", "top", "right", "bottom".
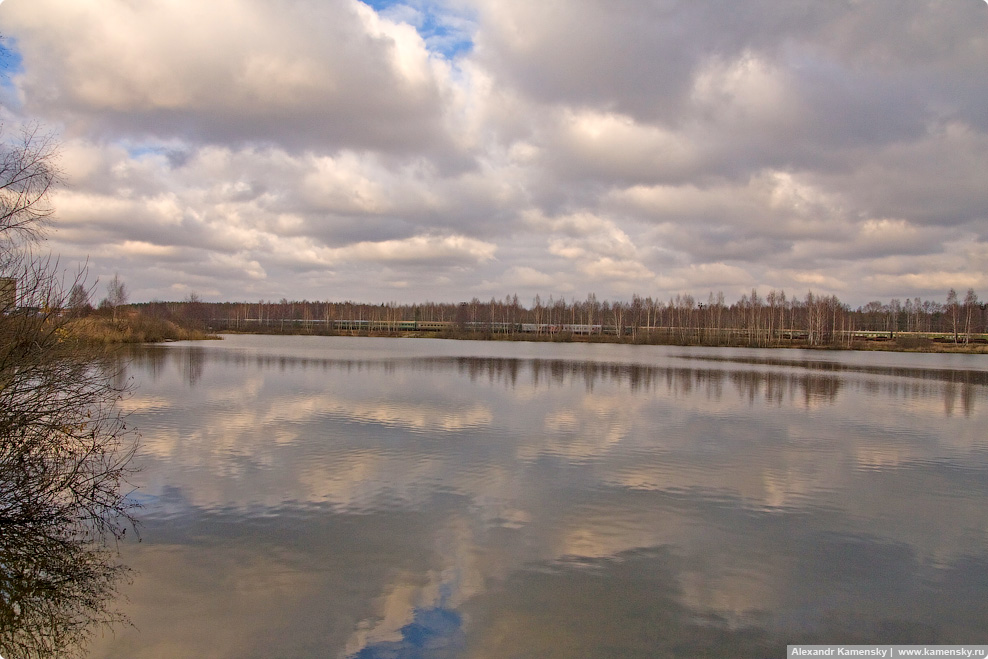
{"left": 416, "top": 321, "right": 453, "bottom": 331}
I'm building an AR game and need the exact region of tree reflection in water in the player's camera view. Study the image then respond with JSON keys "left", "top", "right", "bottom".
{"left": 0, "top": 518, "right": 131, "bottom": 658}
{"left": 0, "top": 324, "right": 138, "bottom": 658}
{"left": 0, "top": 345, "right": 138, "bottom": 658}
{"left": 0, "top": 344, "right": 138, "bottom": 657}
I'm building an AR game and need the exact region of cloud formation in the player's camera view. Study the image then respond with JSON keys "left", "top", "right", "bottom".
{"left": 1, "top": 0, "right": 986, "bottom": 304}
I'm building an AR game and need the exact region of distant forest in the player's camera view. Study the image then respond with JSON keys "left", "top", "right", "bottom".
{"left": 122, "top": 288, "right": 987, "bottom": 349}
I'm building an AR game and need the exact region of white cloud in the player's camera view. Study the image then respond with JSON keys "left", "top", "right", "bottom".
{"left": 338, "top": 234, "right": 497, "bottom": 265}
{"left": 501, "top": 266, "right": 556, "bottom": 289}
{"left": 3, "top": 0, "right": 455, "bottom": 153}
{"left": 537, "top": 109, "right": 701, "bottom": 186}
{"left": 691, "top": 51, "right": 800, "bottom": 130}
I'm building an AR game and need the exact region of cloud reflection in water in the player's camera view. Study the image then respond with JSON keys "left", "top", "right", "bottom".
{"left": 87, "top": 337, "right": 988, "bottom": 658}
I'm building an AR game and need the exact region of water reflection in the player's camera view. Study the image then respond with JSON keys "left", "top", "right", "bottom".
{"left": 89, "top": 337, "right": 988, "bottom": 658}
{"left": 352, "top": 594, "right": 465, "bottom": 659}
{"left": 124, "top": 344, "right": 985, "bottom": 415}
{"left": 0, "top": 514, "right": 129, "bottom": 658}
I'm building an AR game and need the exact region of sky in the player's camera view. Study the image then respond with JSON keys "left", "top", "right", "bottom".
{"left": 0, "top": 0, "right": 986, "bottom": 306}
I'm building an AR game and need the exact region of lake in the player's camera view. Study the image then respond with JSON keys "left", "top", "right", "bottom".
{"left": 87, "top": 335, "right": 988, "bottom": 658}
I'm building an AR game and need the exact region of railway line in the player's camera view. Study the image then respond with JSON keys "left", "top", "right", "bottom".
{"left": 204, "top": 317, "right": 986, "bottom": 344}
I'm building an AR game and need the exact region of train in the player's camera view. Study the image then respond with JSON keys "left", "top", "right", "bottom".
{"left": 217, "top": 318, "right": 617, "bottom": 334}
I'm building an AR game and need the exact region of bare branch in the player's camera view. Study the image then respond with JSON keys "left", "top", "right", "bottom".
{"left": 1, "top": 126, "right": 138, "bottom": 658}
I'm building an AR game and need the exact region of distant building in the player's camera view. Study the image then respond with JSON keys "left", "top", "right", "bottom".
{"left": 0, "top": 277, "right": 16, "bottom": 310}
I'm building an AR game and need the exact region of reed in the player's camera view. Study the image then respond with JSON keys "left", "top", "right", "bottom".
{"left": 63, "top": 313, "right": 220, "bottom": 344}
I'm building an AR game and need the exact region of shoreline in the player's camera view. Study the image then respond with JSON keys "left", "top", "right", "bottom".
{"left": 213, "top": 328, "right": 988, "bottom": 355}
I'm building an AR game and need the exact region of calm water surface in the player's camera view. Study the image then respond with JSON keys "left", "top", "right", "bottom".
{"left": 89, "top": 335, "right": 988, "bottom": 658}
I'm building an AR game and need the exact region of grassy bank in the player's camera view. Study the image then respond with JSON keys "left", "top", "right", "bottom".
{"left": 64, "top": 315, "right": 220, "bottom": 344}
{"left": 498, "top": 333, "right": 988, "bottom": 353}
{"left": 844, "top": 338, "right": 988, "bottom": 354}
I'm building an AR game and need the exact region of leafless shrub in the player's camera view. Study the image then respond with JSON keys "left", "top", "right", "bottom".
{"left": 1, "top": 126, "right": 138, "bottom": 658}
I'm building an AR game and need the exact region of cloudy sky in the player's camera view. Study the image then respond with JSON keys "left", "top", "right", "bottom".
{"left": 1, "top": 0, "right": 986, "bottom": 306}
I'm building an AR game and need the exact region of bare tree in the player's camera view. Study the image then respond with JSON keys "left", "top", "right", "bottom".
{"left": 107, "top": 273, "right": 127, "bottom": 306}
{"left": 963, "top": 289, "right": 978, "bottom": 344}
{"left": 66, "top": 282, "right": 93, "bottom": 317}
{"left": 946, "top": 289, "right": 959, "bottom": 343}
{"left": 1, "top": 127, "right": 138, "bottom": 657}
{"left": 0, "top": 125, "right": 59, "bottom": 249}
{"left": 102, "top": 272, "right": 128, "bottom": 321}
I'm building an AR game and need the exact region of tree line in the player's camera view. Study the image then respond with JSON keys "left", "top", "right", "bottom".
{"left": 123, "top": 287, "right": 986, "bottom": 348}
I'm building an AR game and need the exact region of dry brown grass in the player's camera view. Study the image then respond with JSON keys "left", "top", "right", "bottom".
{"left": 64, "top": 315, "right": 220, "bottom": 344}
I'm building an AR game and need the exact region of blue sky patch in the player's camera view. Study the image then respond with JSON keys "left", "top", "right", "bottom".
{"left": 0, "top": 36, "right": 24, "bottom": 92}
{"left": 0, "top": 38, "right": 24, "bottom": 111}
{"left": 361, "top": 0, "right": 475, "bottom": 59}
{"left": 351, "top": 604, "right": 465, "bottom": 659}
